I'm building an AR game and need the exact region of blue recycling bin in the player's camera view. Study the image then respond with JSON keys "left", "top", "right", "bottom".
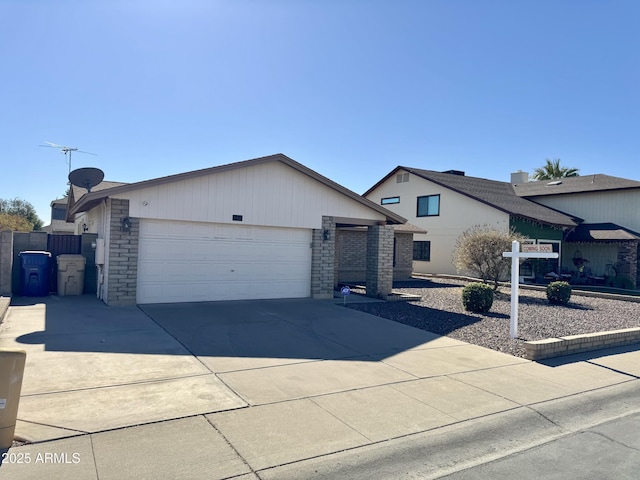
{"left": 19, "top": 251, "right": 52, "bottom": 297}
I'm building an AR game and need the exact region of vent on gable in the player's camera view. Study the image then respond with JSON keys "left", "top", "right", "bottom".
{"left": 396, "top": 173, "right": 409, "bottom": 183}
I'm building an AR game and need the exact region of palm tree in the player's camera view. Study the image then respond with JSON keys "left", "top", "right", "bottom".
{"left": 532, "top": 159, "right": 579, "bottom": 180}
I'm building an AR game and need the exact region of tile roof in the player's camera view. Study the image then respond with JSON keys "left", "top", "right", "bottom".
{"left": 513, "top": 174, "right": 640, "bottom": 197}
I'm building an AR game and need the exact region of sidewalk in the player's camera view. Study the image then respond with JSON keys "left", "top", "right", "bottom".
{"left": 1, "top": 295, "right": 640, "bottom": 479}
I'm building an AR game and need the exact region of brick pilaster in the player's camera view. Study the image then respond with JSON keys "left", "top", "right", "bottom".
{"left": 366, "top": 224, "right": 394, "bottom": 298}
{"left": 106, "top": 199, "right": 139, "bottom": 306}
{"left": 311, "top": 216, "right": 336, "bottom": 299}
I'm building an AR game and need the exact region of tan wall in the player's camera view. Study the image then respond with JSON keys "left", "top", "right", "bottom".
{"left": 112, "top": 162, "right": 387, "bottom": 230}
{"left": 531, "top": 190, "right": 640, "bottom": 233}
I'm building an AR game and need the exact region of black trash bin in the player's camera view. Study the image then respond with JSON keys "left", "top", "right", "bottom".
{"left": 19, "top": 251, "right": 52, "bottom": 297}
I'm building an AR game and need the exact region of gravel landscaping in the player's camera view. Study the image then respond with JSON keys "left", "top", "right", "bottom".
{"left": 345, "top": 277, "right": 640, "bottom": 358}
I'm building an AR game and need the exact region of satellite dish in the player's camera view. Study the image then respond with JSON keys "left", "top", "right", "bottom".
{"left": 69, "top": 167, "right": 105, "bottom": 192}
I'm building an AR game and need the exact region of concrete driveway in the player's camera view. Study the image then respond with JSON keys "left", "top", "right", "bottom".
{"left": 2, "top": 294, "right": 525, "bottom": 441}
{"left": 1, "top": 293, "right": 639, "bottom": 479}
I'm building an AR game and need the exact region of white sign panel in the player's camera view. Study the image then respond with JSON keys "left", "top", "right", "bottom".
{"left": 521, "top": 244, "right": 553, "bottom": 253}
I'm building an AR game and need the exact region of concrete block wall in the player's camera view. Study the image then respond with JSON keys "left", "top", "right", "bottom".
{"left": 10, "top": 231, "right": 48, "bottom": 295}
{"left": 311, "top": 216, "right": 336, "bottom": 299}
{"left": 0, "top": 231, "right": 13, "bottom": 296}
{"left": 366, "top": 224, "right": 394, "bottom": 298}
{"left": 106, "top": 199, "right": 139, "bottom": 306}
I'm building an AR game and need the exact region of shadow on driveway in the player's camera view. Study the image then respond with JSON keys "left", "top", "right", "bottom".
{"left": 10, "top": 294, "right": 448, "bottom": 364}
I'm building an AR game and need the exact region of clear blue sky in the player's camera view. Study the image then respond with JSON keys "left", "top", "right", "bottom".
{"left": 2, "top": 0, "right": 639, "bottom": 226}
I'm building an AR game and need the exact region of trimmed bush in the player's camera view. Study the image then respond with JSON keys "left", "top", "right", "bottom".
{"left": 462, "top": 282, "right": 494, "bottom": 313}
{"left": 546, "top": 281, "right": 572, "bottom": 305}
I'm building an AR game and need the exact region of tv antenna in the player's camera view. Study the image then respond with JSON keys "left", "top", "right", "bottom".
{"left": 40, "top": 141, "right": 97, "bottom": 173}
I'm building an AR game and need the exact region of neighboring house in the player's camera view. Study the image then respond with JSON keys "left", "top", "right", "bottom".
{"left": 364, "top": 167, "right": 578, "bottom": 278}
{"left": 66, "top": 154, "right": 408, "bottom": 305}
{"left": 41, "top": 198, "right": 75, "bottom": 234}
{"left": 514, "top": 174, "right": 640, "bottom": 287}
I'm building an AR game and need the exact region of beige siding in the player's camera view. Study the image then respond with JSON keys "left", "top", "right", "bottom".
{"left": 366, "top": 170, "right": 509, "bottom": 275}
{"left": 532, "top": 190, "right": 640, "bottom": 232}
{"left": 112, "top": 162, "right": 386, "bottom": 228}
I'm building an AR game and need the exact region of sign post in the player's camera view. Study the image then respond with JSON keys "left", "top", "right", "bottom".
{"left": 340, "top": 286, "right": 351, "bottom": 306}
{"left": 503, "top": 241, "right": 558, "bottom": 338}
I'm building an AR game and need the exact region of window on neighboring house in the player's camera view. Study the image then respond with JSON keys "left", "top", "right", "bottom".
{"left": 416, "top": 195, "right": 440, "bottom": 217}
{"left": 381, "top": 196, "right": 400, "bottom": 205}
{"left": 413, "top": 241, "right": 431, "bottom": 261}
{"left": 51, "top": 206, "right": 67, "bottom": 221}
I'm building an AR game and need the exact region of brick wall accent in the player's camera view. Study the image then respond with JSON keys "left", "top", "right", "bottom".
{"left": 0, "top": 231, "right": 13, "bottom": 296}
{"left": 337, "top": 230, "right": 413, "bottom": 283}
{"left": 394, "top": 232, "right": 413, "bottom": 280}
{"left": 617, "top": 240, "right": 638, "bottom": 288}
{"left": 366, "top": 224, "right": 394, "bottom": 298}
{"left": 106, "top": 199, "right": 139, "bottom": 306}
{"left": 524, "top": 327, "right": 640, "bottom": 361}
{"left": 311, "top": 216, "right": 336, "bottom": 299}
{"left": 336, "top": 230, "right": 367, "bottom": 283}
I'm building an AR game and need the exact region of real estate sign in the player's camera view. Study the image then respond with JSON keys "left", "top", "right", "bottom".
{"left": 503, "top": 241, "right": 558, "bottom": 338}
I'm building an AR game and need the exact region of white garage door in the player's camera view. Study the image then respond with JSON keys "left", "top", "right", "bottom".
{"left": 137, "top": 219, "right": 312, "bottom": 304}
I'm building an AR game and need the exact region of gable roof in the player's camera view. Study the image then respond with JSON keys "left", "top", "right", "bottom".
{"left": 365, "top": 166, "right": 578, "bottom": 228}
{"left": 66, "top": 180, "right": 128, "bottom": 222}
{"left": 513, "top": 174, "right": 640, "bottom": 197}
{"left": 70, "top": 180, "right": 129, "bottom": 200}
{"left": 68, "top": 154, "right": 407, "bottom": 224}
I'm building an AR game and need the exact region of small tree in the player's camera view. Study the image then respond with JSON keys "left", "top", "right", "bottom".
{"left": 0, "top": 213, "right": 33, "bottom": 232}
{"left": 453, "top": 225, "right": 526, "bottom": 290}
{"left": 0, "top": 198, "right": 43, "bottom": 231}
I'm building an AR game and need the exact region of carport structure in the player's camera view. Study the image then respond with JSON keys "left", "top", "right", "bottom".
{"left": 67, "top": 154, "right": 407, "bottom": 305}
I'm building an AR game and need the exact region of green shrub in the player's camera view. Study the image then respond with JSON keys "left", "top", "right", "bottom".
{"left": 462, "top": 282, "right": 494, "bottom": 313}
{"left": 546, "top": 281, "right": 572, "bottom": 305}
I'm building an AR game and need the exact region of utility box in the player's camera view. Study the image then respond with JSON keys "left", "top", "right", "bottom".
{"left": 57, "top": 254, "right": 86, "bottom": 296}
{"left": 19, "top": 251, "right": 52, "bottom": 297}
{"left": 0, "top": 349, "right": 26, "bottom": 448}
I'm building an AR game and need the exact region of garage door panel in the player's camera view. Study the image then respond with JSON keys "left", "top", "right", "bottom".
{"left": 137, "top": 220, "right": 312, "bottom": 304}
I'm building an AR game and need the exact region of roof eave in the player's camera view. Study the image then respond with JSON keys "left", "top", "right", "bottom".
{"left": 69, "top": 154, "right": 408, "bottom": 225}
